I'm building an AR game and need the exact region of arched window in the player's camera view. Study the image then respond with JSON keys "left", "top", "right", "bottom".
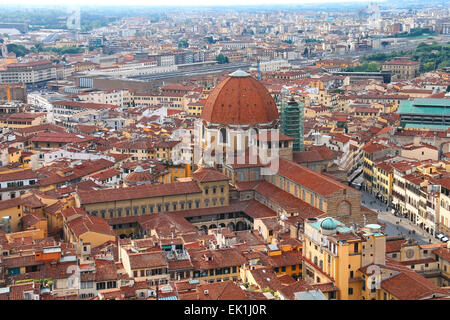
{"left": 249, "top": 128, "right": 259, "bottom": 146}
{"left": 220, "top": 128, "right": 227, "bottom": 143}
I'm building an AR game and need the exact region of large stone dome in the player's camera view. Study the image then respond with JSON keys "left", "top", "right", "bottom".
{"left": 201, "top": 70, "right": 279, "bottom": 126}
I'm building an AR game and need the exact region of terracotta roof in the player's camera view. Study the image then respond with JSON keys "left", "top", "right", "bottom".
{"left": 293, "top": 149, "right": 330, "bottom": 163}
{"left": 137, "top": 213, "right": 198, "bottom": 238}
{"left": 52, "top": 100, "right": 118, "bottom": 110}
{"left": 124, "top": 169, "right": 154, "bottom": 184}
{"left": 380, "top": 268, "right": 449, "bottom": 300}
{"left": 192, "top": 167, "right": 230, "bottom": 183}
{"left": 267, "top": 251, "right": 303, "bottom": 268}
{"left": 88, "top": 168, "right": 120, "bottom": 182}
{"left": 386, "top": 238, "right": 407, "bottom": 253}
{"left": 128, "top": 251, "right": 168, "bottom": 269}
{"left": 14, "top": 124, "right": 66, "bottom": 136}
{"left": 190, "top": 247, "right": 246, "bottom": 270}
{"left": 0, "top": 169, "right": 38, "bottom": 183}
{"left": 267, "top": 158, "right": 354, "bottom": 197}
{"left": 66, "top": 214, "right": 115, "bottom": 239}
{"left": 61, "top": 207, "right": 87, "bottom": 220}
{"left": 254, "top": 181, "right": 322, "bottom": 218}
{"left": 21, "top": 212, "right": 46, "bottom": 228}
{"left": 77, "top": 181, "right": 202, "bottom": 204}
{"left": 433, "top": 247, "right": 450, "bottom": 261}
{"left": 30, "top": 132, "right": 95, "bottom": 144}
{"left": 254, "top": 132, "right": 295, "bottom": 142}
{"left": 179, "top": 280, "right": 248, "bottom": 300}
{"left": 362, "top": 141, "right": 391, "bottom": 154}
{"left": 201, "top": 73, "right": 279, "bottom": 125}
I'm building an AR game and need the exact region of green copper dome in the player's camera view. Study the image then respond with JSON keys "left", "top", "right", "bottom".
{"left": 320, "top": 218, "right": 339, "bottom": 230}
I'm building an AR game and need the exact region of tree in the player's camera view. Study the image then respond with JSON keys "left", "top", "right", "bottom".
{"left": 205, "top": 36, "right": 216, "bottom": 44}
{"left": 216, "top": 53, "right": 229, "bottom": 64}
{"left": 6, "top": 44, "right": 29, "bottom": 57}
{"left": 344, "top": 61, "right": 380, "bottom": 72}
{"left": 178, "top": 39, "right": 189, "bottom": 49}
{"left": 438, "top": 61, "right": 450, "bottom": 69}
{"left": 423, "top": 61, "right": 435, "bottom": 72}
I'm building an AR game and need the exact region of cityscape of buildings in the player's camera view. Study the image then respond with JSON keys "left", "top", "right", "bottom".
{"left": 0, "top": 1, "right": 449, "bottom": 302}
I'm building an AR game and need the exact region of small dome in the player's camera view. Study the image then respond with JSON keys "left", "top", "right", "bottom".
{"left": 320, "top": 218, "right": 339, "bottom": 230}
{"left": 229, "top": 69, "right": 250, "bottom": 77}
{"left": 124, "top": 168, "right": 154, "bottom": 185}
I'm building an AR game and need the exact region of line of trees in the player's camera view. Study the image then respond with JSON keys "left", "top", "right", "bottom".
{"left": 392, "top": 28, "right": 433, "bottom": 38}
{"left": 361, "top": 42, "right": 450, "bottom": 72}
{"left": 7, "top": 43, "right": 85, "bottom": 58}
{"left": 344, "top": 61, "right": 381, "bottom": 72}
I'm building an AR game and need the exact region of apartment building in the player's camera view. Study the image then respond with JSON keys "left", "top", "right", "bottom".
{"left": 0, "top": 60, "right": 56, "bottom": 88}
{"left": 382, "top": 58, "right": 420, "bottom": 80}
{"left": 302, "top": 217, "right": 386, "bottom": 300}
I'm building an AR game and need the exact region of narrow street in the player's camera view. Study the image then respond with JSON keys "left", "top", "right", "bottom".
{"left": 360, "top": 190, "right": 439, "bottom": 245}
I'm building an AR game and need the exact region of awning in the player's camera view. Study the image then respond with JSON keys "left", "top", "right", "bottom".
{"left": 441, "top": 236, "right": 449, "bottom": 242}
{"left": 437, "top": 233, "right": 444, "bottom": 239}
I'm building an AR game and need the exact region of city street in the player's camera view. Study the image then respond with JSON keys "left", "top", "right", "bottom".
{"left": 360, "top": 190, "right": 439, "bottom": 245}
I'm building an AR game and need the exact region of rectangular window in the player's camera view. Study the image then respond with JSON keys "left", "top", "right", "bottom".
{"left": 96, "top": 282, "right": 106, "bottom": 290}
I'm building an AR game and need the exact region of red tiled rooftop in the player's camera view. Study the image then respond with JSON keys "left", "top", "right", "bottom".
{"left": 77, "top": 181, "right": 202, "bottom": 204}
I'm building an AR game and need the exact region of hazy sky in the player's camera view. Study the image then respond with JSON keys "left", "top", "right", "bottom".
{"left": 1, "top": 0, "right": 378, "bottom": 7}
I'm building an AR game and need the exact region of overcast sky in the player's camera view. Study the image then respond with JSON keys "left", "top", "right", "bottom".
{"left": 0, "top": 0, "right": 380, "bottom": 7}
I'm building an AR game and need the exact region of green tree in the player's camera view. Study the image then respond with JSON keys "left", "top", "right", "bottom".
{"left": 216, "top": 53, "right": 229, "bottom": 64}
{"left": 423, "top": 61, "right": 435, "bottom": 72}
{"left": 205, "top": 36, "right": 216, "bottom": 44}
{"left": 178, "top": 39, "right": 189, "bottom": 49}
{"left": 438, "top": 61, "right": 450, "bottom": 69}
{"left": 6, "top": 44, "right": 29, "bottom": 57}
{"left": 344, "top": 61, "right": 380, "bottom": 72}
